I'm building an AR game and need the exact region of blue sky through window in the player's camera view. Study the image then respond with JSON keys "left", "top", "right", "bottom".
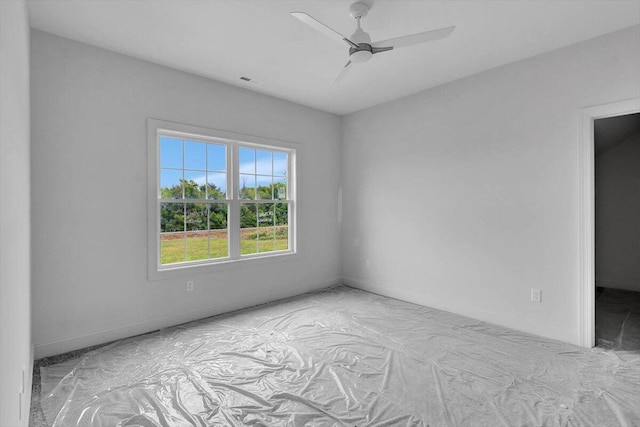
{"left": 160, "top": 136, "right": 287, "bottom": 198}
{"left": 160, "top": 136, "right": 182, "bottom": 169}
{"left": 239, "top": 147, "right": 255, "bottom": 174}
{"left": 184, "top": 141, "right": 206, "bottom": 170}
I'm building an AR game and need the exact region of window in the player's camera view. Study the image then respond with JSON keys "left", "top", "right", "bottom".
{"left": 148, "top": 120, "right": 296, "bottom": 278}
{"left": 238, "top": 147, "right": 290, "bottom": 255}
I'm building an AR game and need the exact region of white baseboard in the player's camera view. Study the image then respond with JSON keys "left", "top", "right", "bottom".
{"left": 343, "top": 276, "right": 580, "bottom": 346}
{"left": 596, "top": 280, "right": 640, "bottom": 292}
{"left": 22, "top": 344, "right": 34, "bottom": 424}
{"left": 34, "top": 278, "right": 340, "bottom": 359}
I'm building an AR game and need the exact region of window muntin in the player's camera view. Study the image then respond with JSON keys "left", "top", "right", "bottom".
{"left": 159, "top": 136, "right": 229, "bottom": 265}
{"left": 152, "top": 123, "right": 295, "bottom": 274}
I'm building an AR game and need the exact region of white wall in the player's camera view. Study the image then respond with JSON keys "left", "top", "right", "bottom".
{"left": 595, "top": 131, "right": 640, "bottom": 292}
{"left": 341, "top": 25, "right": 640, "bottom": 346}
{"left": 31, "top": 30, "right": 342, "bottom": 358}
{"left": 0, "top": 0, "right": 32, "bottom": 425}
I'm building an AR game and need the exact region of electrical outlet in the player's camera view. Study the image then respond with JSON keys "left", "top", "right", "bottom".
{"left": 531, "top": 288, "right": 541, "bottom": 303}
{"left": 186, "top": 281, "right": 194, "bottom": 292}
{"left": 18, "top": 365, "right": 26, "bottom": 419}
{"left": 365, "top": 259, "right": 371, "bottom": 270}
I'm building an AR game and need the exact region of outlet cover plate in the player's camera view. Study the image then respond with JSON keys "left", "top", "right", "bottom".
{"left": 531, "top": 288, "right": 541, "bottom": 303}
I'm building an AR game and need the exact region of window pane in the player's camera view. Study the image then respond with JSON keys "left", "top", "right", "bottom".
{"left": 161, "top": 202, "right": 185, "bottom": 233}
{"left": 208, "top": 204, "right": 228, "bottom": 259}
{"left": 274, "top": 177, "right": 287, "bottom": 200}
{"left": 208, "top": 229, "right": 228, "bottom": 259}
{"left": 239, "top": 147, "right": 255, "bottom": 174}
{"left": 240, "top": 203, "right": 257, "bottom": 229}
{"left": 256, "top": 150, "right": 272, "bottom": 175}
{"left": 185, "top": 203, "right": 208, "bottom": 261}
{"left": 184, "top": 141, "right": 206, "bottom": 170}
{"left": 275, "top": 226, "right": 289, "bottom": 251}
{"left": 208, "top": 203, "right": 228, "bottom": 230}
{"left": 258, "top": 227, "right": 276, "bottom": 253}
{"left": 256, "top": 176, "right": 273, "bottom": 200}
{"left": 186, "top": 231, "right": 208, "bottom": 262}
{"left": 239, "top": 174, "right": 256, "bottom": 200}
{"left": 206, "top": 172, "right": 226, "bottom": 199}
{"left": 160, "top": 202, "right": 185, "bottom": 265}
{"left": 185, "top": 203, "right": 207, "bottom": 231}
{"left": 240, "top": 203, "right": 258, "bottom": 255}
{"left": 275, "top": 204, "right": 289, "bottom": 251}
{"left": 241, "top": 228, "right": 259, "bottom": 255}
{"left": 160, "top": 137, "right": 182, "bottom": 169}
{"left": 207, "top": 143, "right": 226, "bottom": 172}
{"left": 257, "top": 203, "right": 276, "bottom": 253}
{"left": 183, "top": 171, "right": 206, "bottom": 199}
{"left": 274, "top": 203, "right": 288, "bottom": 226}
{"left": 160, "top": 169, "right": 183, "bottom": 199}
{"left": 273, "top": 151, "right": 288, "bottom": 177}
{"left": 160, "top": 234, "right": 185, "bottom": 265}
{"left": 258, "top": 203, "right": 274, "bottom": 228}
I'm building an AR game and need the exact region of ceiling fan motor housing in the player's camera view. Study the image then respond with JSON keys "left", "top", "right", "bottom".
{"left": 349, "top": 45, "right": 373, "bottom": 63}
{"left": 349, "top": 27, "right": 373, "bottom": 62}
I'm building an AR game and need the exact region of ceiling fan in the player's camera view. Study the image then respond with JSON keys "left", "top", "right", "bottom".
{"left": 291, "top": 2, "right": 455, "bottom": 83}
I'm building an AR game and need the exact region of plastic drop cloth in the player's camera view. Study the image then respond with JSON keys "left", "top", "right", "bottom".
{"left": 41, "top": 286, "right": 640, "bottom": 426}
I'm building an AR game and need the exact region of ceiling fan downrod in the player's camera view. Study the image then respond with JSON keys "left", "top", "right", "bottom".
{"left": 348, "top": 2, "right": 373, "bottom": 63}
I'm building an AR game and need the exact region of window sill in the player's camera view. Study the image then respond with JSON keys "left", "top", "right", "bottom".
{"left": 148, "top": 250, "right": 299, "bottom": 281}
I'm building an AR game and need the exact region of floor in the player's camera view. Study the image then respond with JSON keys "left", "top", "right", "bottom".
{"left": 595, "top": 287, "right": 640, "bottom": 351}
{"left": 29, "top": 343, "right": 112, "bottom": 427}
{"left": 30, "top": 286, "right": 640, "bottom": 426}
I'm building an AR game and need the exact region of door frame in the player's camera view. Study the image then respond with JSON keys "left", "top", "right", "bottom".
{"left": 579, "top": 97, "right": 640, "bottom": 348}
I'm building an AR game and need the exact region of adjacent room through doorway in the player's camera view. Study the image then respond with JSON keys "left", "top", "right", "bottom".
{"left": 594, "top": 112, "right": 640, "bottom": 350}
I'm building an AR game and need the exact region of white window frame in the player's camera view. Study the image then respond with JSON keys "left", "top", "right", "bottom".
{"left": 148, "top": 119, "right": 297, "bottom": 280}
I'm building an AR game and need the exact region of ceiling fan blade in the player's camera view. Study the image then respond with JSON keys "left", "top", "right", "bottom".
{"left": 332, "top": 60, "right": 352, "bottom": 85}
{"left": 371, "top": 26, "right": 455, "bottom": 50}
{"left": 291, "top": 12, "right": 358, "bottom": 49}
{"left": 372, "top": 46, "right": 393, "bottom": 55}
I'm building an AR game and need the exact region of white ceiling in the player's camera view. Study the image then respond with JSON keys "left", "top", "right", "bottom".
{"left": 27, "top": 0, "right": 640, "bottom": 115}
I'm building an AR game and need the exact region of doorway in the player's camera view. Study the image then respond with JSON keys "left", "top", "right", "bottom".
{"left": 593, "top": 113, "right": 640, "bottom": 350}
{"left": 579, "top": 98, "right": 640, "bottom": 348}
